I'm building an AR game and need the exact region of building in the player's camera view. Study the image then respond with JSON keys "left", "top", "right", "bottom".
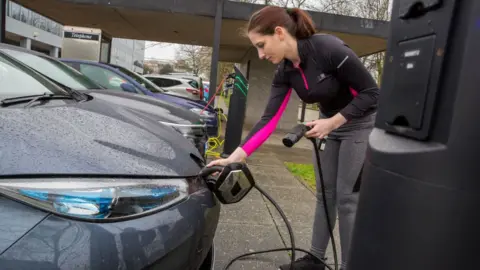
{"left": 3, "top": 0, "right": 62, "bottom": 57}
{"left": 2, "top": 0, "right": 145, "bottom": 73}
{"left": 110, "top": 38, "right": 145, "bottom": 74}
{"left": 61, "top": 26, "right": 145, "bottom": 74}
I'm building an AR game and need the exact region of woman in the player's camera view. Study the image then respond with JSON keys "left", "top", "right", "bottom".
{"left": 208, "top": 5, "right": 379, "bottom": 270}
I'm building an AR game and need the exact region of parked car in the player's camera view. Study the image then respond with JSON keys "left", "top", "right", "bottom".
{"left": 0, "top": 44, "right": 210, "bottom": 157}
{"left": 0, "top": 48, "right": 220, "bottom": 270}
{"left": 143, "top": 74, "right": 202, "bottom": 100}
{"left": 166, "top": 72, "right": 204, "bottom": 90}
{"left": 85, "top": 90, "right": 210, "bottom": 158}
{"left": 61, "top": 59, "right": 219, "bottom": 137}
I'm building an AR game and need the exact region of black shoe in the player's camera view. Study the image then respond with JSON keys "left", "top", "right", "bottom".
{"left": 278, "top": 254, "right": 327, "bottom": 270}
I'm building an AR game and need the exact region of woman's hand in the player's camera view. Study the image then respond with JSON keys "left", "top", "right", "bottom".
{"left": 304, "top": 114, "right": 347, "bottom": 139}
{"left": 305, "top": 119, "right": 335, "bottom": 139}
{"left": 206, "top": 147, "right": 247, "bottom": 167}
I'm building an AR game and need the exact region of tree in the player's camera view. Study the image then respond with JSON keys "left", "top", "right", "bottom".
{"left": 353, "top": 0, "right": 391, "bottom": 86}
{"left": 143, "top": 65, "right": 154, "bottom": 75}
{"left": 314, "top": 0, "right": 356, "bottom": 15}
{"left": 176, "top": 45, "right": 212, "bottom": 77}
{"left": 159, "top": 64, "right": 174, "bottom": 74}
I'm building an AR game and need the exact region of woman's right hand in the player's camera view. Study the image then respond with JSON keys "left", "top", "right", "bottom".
{"left": 206, "top": 147, "right": 247, "bottom": 167}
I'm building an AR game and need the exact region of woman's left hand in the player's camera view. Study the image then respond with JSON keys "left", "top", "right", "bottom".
{"left": 304, "top": 118, "right": 336, "bottom": 139}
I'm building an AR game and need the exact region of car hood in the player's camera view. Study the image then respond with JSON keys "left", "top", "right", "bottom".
{"left": 0, "top": 99, "right": 205, "bottom": 177}
{"left": 84, "top": 90, "right": 205, "bottom": 125}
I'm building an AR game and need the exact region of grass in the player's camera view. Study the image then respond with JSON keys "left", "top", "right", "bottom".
{"left": 284, "top": 162, "right": 316, "bottom": 190}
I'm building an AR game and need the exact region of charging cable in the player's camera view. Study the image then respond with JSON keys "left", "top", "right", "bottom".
{"left": 223, "top": 183, "right": 334, "bottom": 270}
{"left": 209, "top": 124, "right": 337, "bottom": 270}
{"left": 283, "top": 124, "right": 338, "bottom": 270}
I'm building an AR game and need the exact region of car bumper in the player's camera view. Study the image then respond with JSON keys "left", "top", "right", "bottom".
{"left": 0, "top": 189, "right": 221, "bottom": 270}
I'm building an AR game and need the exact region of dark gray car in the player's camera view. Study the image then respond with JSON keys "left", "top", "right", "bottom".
{"left": 0, "top": 45, "right": 220, "bottom": 269}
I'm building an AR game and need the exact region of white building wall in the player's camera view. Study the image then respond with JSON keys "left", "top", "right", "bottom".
{"left": 110, "top": 38, "right": 145, "bottom": 73}
{"left": 5, "top": 0, "right": 63, "bottom": 56}
{"left": 6, "top": 16, "right": 63, "bottom": 48}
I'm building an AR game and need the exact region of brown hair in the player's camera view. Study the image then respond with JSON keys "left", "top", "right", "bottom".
{"left": 246, "top": 6, "right": 316, "bottom": 39}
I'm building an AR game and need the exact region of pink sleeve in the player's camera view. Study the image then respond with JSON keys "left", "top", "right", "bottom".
{"left": 240, "top": 88, "right": 292, "bottom": 156}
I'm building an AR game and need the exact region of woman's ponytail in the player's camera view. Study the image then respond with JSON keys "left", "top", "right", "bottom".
{"left": 286, "top": 8, "right": 316, "bottom": 39}
{"left": 247, "top": 6, "right": 317, "bottom": 40}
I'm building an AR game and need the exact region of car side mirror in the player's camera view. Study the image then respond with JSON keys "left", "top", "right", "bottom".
{"left": 200, "top": 163, "right": 255, "bottom": 204}
{"left": 120, "top": 83, "right": 137, "bottom": 93}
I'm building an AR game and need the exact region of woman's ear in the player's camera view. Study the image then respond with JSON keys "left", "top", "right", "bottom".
{"left": 274, "top": 26, "right": 285, "bottom": 40}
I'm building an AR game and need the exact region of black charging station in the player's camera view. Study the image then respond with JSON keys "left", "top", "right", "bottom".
{"left": 348, "top": 0, "right": 480, "bottom": 269}
{"left": 221, "top": 65, "right": 249, "bottom": 157}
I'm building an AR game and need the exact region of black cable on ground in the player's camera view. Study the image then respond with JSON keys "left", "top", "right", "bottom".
{"left": 224, "top": 183, "right": 334, "bottom": 270}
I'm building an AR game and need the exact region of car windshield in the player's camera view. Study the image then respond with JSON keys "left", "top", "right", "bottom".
{"left": 0, "top": 52, "right": 65, "bottom": 99}
{"left": 110, "top": 65, "right": 165, "bottom": 93}
{"left": 0, "top": 48, "right": 101, "bottom": 90}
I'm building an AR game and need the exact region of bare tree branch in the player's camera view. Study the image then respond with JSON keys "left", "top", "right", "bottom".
{"left": 176, "top": 45, "right": 212, "bottom": 77}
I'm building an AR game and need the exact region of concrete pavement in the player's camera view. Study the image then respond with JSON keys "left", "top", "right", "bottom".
{"left": 211, "top": 133, "right": 342, "bottom": 270}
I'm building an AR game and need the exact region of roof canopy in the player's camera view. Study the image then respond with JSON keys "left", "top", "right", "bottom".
{"left": 12, "top": 0, "right": 389, "bottom": 61}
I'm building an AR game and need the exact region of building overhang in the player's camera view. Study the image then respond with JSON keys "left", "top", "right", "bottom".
{"left": 11, "top": 0, "right": 390, "bottom": 62}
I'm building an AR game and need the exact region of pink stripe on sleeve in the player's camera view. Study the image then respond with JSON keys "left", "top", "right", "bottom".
{"left": 298, "top": 68, "right": 309, "bottom": 90}
{"left": 350, "top": 87, "right": 358, "bottom": 97}
{"left": 241, "top": 88, "right": 293, "bottom": 156}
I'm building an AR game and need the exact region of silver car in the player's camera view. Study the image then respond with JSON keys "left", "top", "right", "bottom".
{"left": 144, "top": 74, "right": 202, "bottom": 100}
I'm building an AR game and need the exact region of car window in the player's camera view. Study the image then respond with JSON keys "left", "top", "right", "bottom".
{"left": 168, "top": 79, "right": 182, "bottom": 87}
{"left": 146, "top": 77, "right": 165, "bottom": 87}
{"left": 110, "top": 65, "right": 165, "bottom": 93}
{"left": 151, "top": 78, "right": 181, "bottom": 87}
{"left": 188, "top": 80, "right": 199, "bottom": 89}
{"left": 0, "top": 55, "right": 62, "bottom": 99}
{"left": 79, "top": 64, "right": 138, "bottom": 93}
{"left": 0, "top": 48, "right": 101, "bottom": 90}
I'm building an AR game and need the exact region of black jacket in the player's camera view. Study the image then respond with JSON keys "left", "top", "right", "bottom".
{"left": 240, "top": 34, "right": 380, "bottom": 156}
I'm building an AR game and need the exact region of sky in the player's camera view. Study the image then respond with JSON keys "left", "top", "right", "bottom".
{"left": 144, "top": 42, "right": 178, "bottom": 61}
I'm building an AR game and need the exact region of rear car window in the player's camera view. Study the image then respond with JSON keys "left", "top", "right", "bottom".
{"left": 188, "top": 80, "right": 199, "bottom": 89}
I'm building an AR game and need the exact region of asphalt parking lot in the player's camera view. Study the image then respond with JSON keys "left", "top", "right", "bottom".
{"left": 210, "top": 132, "right": 342, "bottom": 270}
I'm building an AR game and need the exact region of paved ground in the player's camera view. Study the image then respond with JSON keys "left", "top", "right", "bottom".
{"left": 209, "top": 131, "right": 342, "bottom": 270}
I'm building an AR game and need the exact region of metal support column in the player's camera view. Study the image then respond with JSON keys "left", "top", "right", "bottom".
{"left": 246, "top": 60, "right": 251, "bottom": 80}
{"left": 1, "top": 0, "right": 6, "bottom": 43}
{"left": 208, "top": 0, "right": 224, "bottom": 108}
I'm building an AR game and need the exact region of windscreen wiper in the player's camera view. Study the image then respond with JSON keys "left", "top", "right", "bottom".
{"left": 49, "top": 81, "right": 89, "bottom": 102}
{"left": 0, "top": 93, "right": 78, "bottom": 108}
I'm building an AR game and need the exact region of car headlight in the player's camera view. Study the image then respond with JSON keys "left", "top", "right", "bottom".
{"left": 190, "top": 108, "right": 214, "bottom": 118}
{"left": 159, "top": 121, "right": 206, "bottom": 135}
{"left": 0, "top": 178, "right": 189, "bottom": 221}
